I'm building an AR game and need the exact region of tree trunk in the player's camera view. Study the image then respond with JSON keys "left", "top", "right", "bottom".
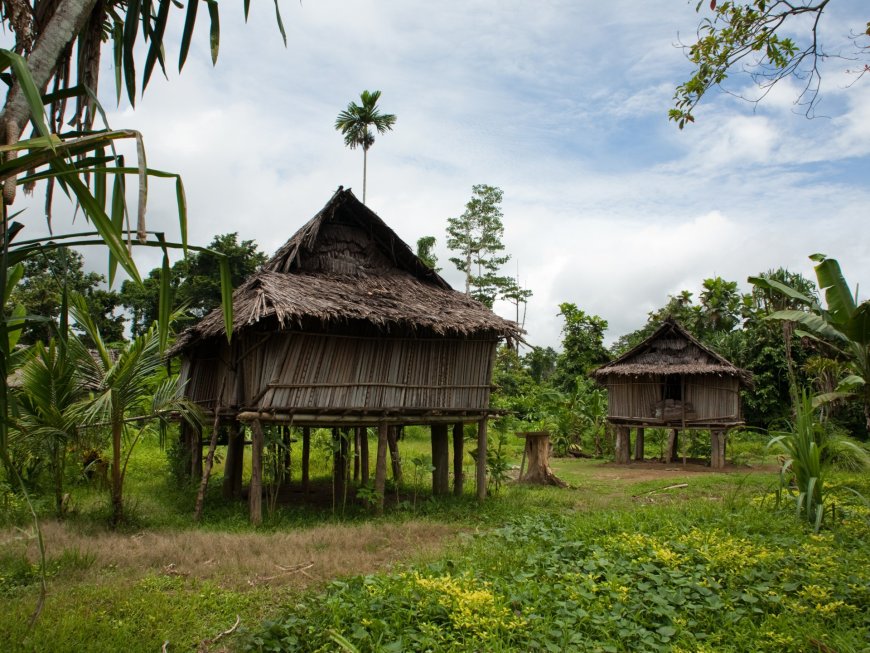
{"left": 190, "top": 424, "right": 203, "bottom": 480}
{"left": 194, "top": 417, "right": 221, "bottom": 521}
{"left": 634, "top": 427, "right": 645, "bottom": 461}
{"left": 249, "top": 419, "right": 264, "bottom": 526}
{"left": 476, "top": 418, "right": 487, "bottom": 501}
{"left": 301, "top": 426, "right": 310, "bottom": 493}
{"left": 362, "top": 146, "right": 368, "bottom": 203}
{"left": 387, "top": 426, "right": 402, "bottom": 484}
{"left": 0, "top": 0, "right": 100, "bottom": 145}
{"left": 452, "top": 422, "right": 464, "bottom": 496}
{"left": 614, "top": 426, "right": 631, "bottom": 464}
{"left": 518, "top": 432, "right": 566, "bottom": 487}
{"left": 431, "top": 424, "right": 449, "bottom": 496}
{"left": 374, "top": 422, "right": 388, "bottom": 514}
{"left": 110, "top": 412, "right": 123, "bottom": 526}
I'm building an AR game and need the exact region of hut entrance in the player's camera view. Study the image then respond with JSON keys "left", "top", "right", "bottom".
{"left": 664, "top": 375, "right": 682, "bottom": 402}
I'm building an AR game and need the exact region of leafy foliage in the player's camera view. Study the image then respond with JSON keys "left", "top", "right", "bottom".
{"left": 551, "top": 303, "right": 609, "bottom": 392}
{"left": 671, "top": 0, "right": 869, "bottom": 127}
{"left": 446, "top": 184, "right": 511, "bottom": 308}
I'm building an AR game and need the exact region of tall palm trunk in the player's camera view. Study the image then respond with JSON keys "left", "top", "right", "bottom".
{"left": 362, "top": 145, "right": 368, "bottom": 203}
{"left": 111, "top": 411, "right": 123, "bottom": 526}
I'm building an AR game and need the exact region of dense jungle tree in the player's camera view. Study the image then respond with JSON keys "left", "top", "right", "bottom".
{"left": 552, "top": 303, "right": 610, "bottom": 392}
{"left": 10, "top": 246, "right": 124, "bottom": 344}
{"left": 335, "top": 90, "right": 396, "bottom": 204}
{"left": 446, "top": 184, "right": 511, "bottom": 308}
{"left": 672, "top": 0, "right": 870, "bottom": 127}
{"left": 120, "top": 233, "right": 266, "bottom": 336}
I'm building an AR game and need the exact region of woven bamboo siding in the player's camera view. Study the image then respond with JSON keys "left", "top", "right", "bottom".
{"left": 243, "top": 333, "right": 497, "bottom": 412}
{"left": 178, "top": 356, "right": 227, "bottom": 410}
{"left": 685, "top": 375, "right": 740, "bottom": 420}
{"left": 605, "top": 374, "right": 740, "bottom": 422}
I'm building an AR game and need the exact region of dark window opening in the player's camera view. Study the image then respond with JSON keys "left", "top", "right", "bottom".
{"left": 664, "top": 375, "right": 682, "bottom": 401}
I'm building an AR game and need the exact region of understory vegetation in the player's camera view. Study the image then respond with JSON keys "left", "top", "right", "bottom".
{"left": 1, "top": 434, "right": 868, "bottom": 652}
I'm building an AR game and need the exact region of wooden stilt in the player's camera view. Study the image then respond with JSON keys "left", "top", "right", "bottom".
{"left": 194, "top": 416, "right": 221, "bottom": 521}
{"left": 332, "top": 428, "right": 346, "bottom": 504}
{"left": 222, "top": 422, "right": 239, "bottom": 499}
{"left": 360, "top": 427, "right": 370, "bottom": 486}
{"left": 710, "top": 430, "right": 720, "bottom": 468}
{"left": 301, "top": 426, "right": 310, "bottom": 494}
{"left": 431, "top": 424, "right": 449, "bottom": 495}
{"left": 282, "top": 426, "right": 292, "bottom": 479}
{"left": 250, "top": 419, "right": 264, "bottom": 526}
{"left": 231, "top": 423, "right": 244, "bottom": 498}
{"left": 190, "top": 422, "right": 203, "bottom": 480}
{"left": 634, "top": 427, "right": 645, "bottom": 461}
{"left": 452, "top": 422, "right": 464, "bottom": 496}
{"left": 666, "top": 429, "right": 678, "bottom": 464}
{"left": 387, "top": 426, "right": 402, "bottom": 484}
{"left": 615, "top": 426, "right": 631, "bottom": 464}
{"left": 476, "top": 417, "right": 488, "bottom": 502}
{"left": 375, "top": 422, "right": 388, "bottom": 514}
{"left": 353, "top": 427, "right": 361, "bottom": 483}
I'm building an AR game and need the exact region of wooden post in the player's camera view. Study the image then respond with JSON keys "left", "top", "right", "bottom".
{"left": 301, "top": 427, "right": 311, "bottom": 493}
{"left": 431, "top": 424, "right": 449, "bottom": 496}
{"left": 665, "top": 428, "right": 678, "bottom": 464}
{"left": 190, "top": 422, "right": 203, "bottom": 480}
{"left": 250, "top": 419, "right": 264, "bottom": 526}
{"left": 332, "top": 428, "right": 346, "bottom": 503}
{"left": 360, "top": 427, "right": 370, "bottom": 486}
{"left": 615, "top": 426, "right": 631, "bottom": 464}
{"left": 223, "top": 422, "right": 240, "bottom": 499}
{"left": 194, "top": 416, "right": 222, "bottom": 521}
{"left": 634, "top": 427, "right": 645, "bottom": 461}
{"left": 353, "top": 427, "right": 361, "bottom": 483}
{"left": 711, "top": 429, "right": 726, "bottom": 469}
{"left": 375, "top": 422, "right": 389, "bottom": 514}
{"left": 231, "top": 423, "right": 244, "bottom": 498}
{"left": 476, "top": 417, "right": 487, "bottom": 501}
{"left": 452, "top": 422, "right": 464, "bottom": 496}
{"left": 387, "top": 426, "right": 402, "bottom": 484}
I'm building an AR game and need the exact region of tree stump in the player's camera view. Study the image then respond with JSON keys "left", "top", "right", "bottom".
{"left": 517, "top": 432, "right": 566, "bottom": 487}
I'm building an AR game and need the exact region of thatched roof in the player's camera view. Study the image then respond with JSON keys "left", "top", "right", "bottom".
{"left": 172, "top": 187, "right": 521, "bottom": 353}
{"left": 592, "top": 319, "right": 751, "bottom": 385}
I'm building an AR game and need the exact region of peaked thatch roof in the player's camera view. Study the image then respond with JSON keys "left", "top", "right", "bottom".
{"left": 592, "top": 319, "right": 751, "bottom": 385}
{"left": 172, "top": 187, "right": 521, "bottom": 352}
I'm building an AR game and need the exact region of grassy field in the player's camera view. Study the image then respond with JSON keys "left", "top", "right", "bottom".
{"left": 0, "top": 428, "right": 867, "bottom": 652}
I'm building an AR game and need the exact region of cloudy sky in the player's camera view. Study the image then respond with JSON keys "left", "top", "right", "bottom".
{"left": 21, "top": 1, "right": 870, "bottom": 348}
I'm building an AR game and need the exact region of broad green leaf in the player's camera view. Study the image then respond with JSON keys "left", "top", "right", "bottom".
{"left": 108, "top": 174, "right": 126, "bottom": 287}
{"left": 6, "top": 304, "right": 26, "bottom": 350}
{"left": 274, "top": 0, "right": 287, "bottom": 46}
{"left": 176, "top": 176, "right": 188, "bottom": 254}
{"left": 51, "top": 159, "right": 141, "bottom": 284}
{"left": 767, "top": 309, "right": 848, "bottom": 345}
{"left": 812, "top": 255, "right": 855, "bottom": 323}
{"left": 843, "top": 301, "right": 870, "bottom": 347}
{"left": 244, "top": 0, "right": 251, "bottom": 21}
{"left": 135, "top": 132, "right": 148, "bottom": 243}
{"left": 178, "top": 0, "right": 199, "bottom": 71}
{"left": 143, "top": 0, "right": 172, "bottom": 90}
{"left": 4, "top": 263, "right": 23, "bottom": 304}
{"left": 113, "top": 21, "right": 124, "bottom": 104}
{"left": 207, "top": 1, "right": 220, "bottom": 65}
{"left": 748, "top": 275, "right": 814, "bottom": 307}
{"left": 123, "top": 0, "right": 141, "bottom": 106}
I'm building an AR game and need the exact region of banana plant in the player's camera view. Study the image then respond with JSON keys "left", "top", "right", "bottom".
{"left": 750, "top": 254, "right": 870, "bottom": 434}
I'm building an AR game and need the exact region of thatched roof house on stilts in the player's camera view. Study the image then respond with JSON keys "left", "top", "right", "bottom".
{"left": 171, "top": 188, "right": 521, "bottom": 523}
{"left": 591, "top": 319, "right": 751, "bottom": 468}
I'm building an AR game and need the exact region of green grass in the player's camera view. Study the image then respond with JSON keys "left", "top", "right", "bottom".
{"left": 1, "top": 430, "right": 867, "bottom": 652}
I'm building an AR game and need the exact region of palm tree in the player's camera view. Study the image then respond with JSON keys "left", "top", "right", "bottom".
{"left": 335, "top": 90, "right": 396, "bottom": 203}
{"left": 70, "top": 296, "right": 202, "bottom": 527}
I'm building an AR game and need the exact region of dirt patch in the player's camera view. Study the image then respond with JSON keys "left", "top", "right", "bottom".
{"left": 6, "top": 520, "right": 461, "bottom": 590}
{"left": 581, "top": 459, "right": 778, "bottom": 482}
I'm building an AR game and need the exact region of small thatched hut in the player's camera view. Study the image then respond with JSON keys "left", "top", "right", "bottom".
{"left": 172, "top": 187, "right": 521, "bottom": 522}
{"left": 592, "top": 319, "right": 751, "bottom": 468}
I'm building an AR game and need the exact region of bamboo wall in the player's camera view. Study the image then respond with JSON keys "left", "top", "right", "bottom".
{"left": 604, "top": 373, "right": 740, "bottom": 423}
{"left": 180, "top": 331, "right": 498, "bottom": 414}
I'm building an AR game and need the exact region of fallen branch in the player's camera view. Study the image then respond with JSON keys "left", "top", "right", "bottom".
{"left": 197, "top": 615, "right": 241, "bottom": 652}
{"left": 632, "top": 483, "right": 688, "bottom": 498}
{"left": 248, "top": 561, "right": 315, "bottom": 585}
